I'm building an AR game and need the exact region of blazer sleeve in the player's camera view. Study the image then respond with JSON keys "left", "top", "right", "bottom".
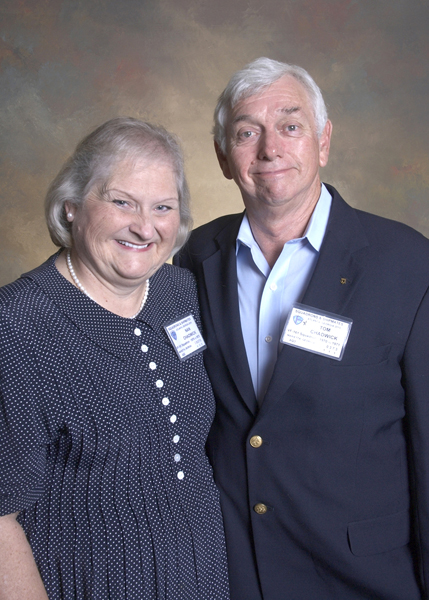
{"left": 402, "top": 284, "right": 429, "bottom": 593}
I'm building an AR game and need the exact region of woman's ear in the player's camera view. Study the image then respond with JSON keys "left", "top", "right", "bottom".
{"left": 64, "top": 202, "right": 74, "bottom": 221}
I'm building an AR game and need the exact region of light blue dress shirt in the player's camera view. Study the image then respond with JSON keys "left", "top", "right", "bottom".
{"left": 236, "top": 184, "right": 332, "bottom": 403}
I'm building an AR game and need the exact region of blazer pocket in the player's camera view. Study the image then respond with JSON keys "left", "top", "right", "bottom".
{"left": 331, "top": 344, "right": 391, "bottom": 367}
{"left": 348, "top": 509, "right": 410, "bottom": 557}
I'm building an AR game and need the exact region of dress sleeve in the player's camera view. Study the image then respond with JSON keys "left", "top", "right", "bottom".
{"left": 0, "top": 311, "right": 55, "bottom": 515}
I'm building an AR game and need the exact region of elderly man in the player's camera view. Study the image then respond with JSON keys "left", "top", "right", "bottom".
{"left": 174, "top": 58, "right": 429, "bottom": 599}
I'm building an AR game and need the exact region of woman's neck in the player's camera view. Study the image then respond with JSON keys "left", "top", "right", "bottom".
{"left": 55, "top": 250, "right": 149, "bottom": 318}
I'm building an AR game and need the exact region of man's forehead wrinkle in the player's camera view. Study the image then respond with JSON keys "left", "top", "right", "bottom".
{"left": 231, "top": 105, "right": 302, "bottom": 126}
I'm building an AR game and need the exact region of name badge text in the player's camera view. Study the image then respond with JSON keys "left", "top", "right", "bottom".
{"left": 164, "top": 314, "right": 207, "bottom": 361}
{"left": 281, "top": 304, "right": 352, "bottom": 360}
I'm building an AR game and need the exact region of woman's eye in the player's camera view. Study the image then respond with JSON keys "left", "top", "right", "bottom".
{"left": 113, "top": 199, "right": 128, "bottom": 207}
{"left": 156, "top": 205, "right": 172, "bottom": 212}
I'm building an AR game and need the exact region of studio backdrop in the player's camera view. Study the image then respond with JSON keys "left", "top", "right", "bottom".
{"left": 0, "top": 0, "right": 428, "bottom": 285}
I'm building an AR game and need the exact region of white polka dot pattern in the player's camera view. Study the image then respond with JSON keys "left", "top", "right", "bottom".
{"left": 0, "top": 255, "right": 229, "bottom": 599}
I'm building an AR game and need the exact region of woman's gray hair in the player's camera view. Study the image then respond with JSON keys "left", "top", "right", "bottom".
{"left": 45, "top": 117, "right": 192, "bottom": 254}
{"left": 213, "top": 57, "right": 328, "bottom": 153}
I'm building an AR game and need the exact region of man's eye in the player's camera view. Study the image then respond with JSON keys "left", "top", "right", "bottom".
{"left": 287, "top": 125, "right": 298, "bottom": 132}
{"left": 239, "top": 130, "right": 254, "bottom": 139}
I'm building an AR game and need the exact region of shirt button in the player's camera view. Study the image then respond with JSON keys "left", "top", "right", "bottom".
{"left": 156, "top": 380, "right": 164, "bottom": 388}
{"left": 177, "top": 471, "right": 184, "bottom": 480}
{"left": 270, "top": 283, "right": 277, "bottom": 291}
{"left": 134, "top": 328, "right": 142, "bottom": 336}
{"left": 149, "top": 362, "right": 157, "bottom": 370}
{"left": 173, "top": 435, "right": 180, "bottom": 444}
{"left": 265, "top": 335, "right": 272, "bottom": 343}
{"left": 170, "top": 415, "right": 177, "bottom": 423}
{"left": 141, "top": 344, "right": 148, "bottom": 353}
{"left": 174, "top": 453, "right": 181, "bottom": 462}
{"left": 250, "top": 435, "right": 263, "bottom": 448}
{"left": 162, "top": 397, "right": 170, "bottom": 406}
{"left": 254, "top": 503, "right": 268, "bottom": 515}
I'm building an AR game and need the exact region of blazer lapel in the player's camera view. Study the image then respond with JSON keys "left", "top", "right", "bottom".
{"left": 258, "top": 191, "right": 369, "bottom": 419}
{"left": 202, "top": 215, "right": 258, "bottom": 414}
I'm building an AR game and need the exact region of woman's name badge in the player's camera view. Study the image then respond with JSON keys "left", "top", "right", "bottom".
{"left": 281, "top": 303, "right": 353, "bottom": 361}
{"left": 164, "top": 314, "right": 207, "bottom": 361}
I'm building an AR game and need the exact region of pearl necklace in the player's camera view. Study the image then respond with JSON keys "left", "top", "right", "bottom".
{"left": 66, "top": 250, "right": 149, "bottom": 319}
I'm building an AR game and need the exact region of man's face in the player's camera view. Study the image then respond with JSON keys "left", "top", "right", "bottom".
{"left": 216, "top": 75, "right": 332, "bottom": 214}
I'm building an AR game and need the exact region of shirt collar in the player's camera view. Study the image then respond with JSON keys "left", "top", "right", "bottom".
{"left": 236, "top": 183, "right": 332, "bottom": 255}
{"left": 303, "top": 183, "right": 332, "bottom": 251}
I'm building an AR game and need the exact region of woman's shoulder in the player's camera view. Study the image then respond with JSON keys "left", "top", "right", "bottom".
{"left": 0, "top": 274, "right": 43, "bottom": 312}
{"left": 0, "top": 276, "right": 33, "bottom": 305}
{"left": 149, "top": 264, "right": 200, "bottom": 322}
{"left": 0, "top": 255, "right": 58, "bottom": 317}
{"left": 156, "top": 263, "right": 197, "bottom": 291}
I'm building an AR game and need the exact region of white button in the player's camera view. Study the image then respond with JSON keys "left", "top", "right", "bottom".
{"left": 174, "top": 453, "right": 181, "bottom": 462}
{"left": 134, "top": 328, "right": 142, "bottom": 336}
{"left": 141, "top": 344, "right": 148, "bottom": 353}
{"left": 177, "top": 471, "right": 184, "bottom": 480}
{"left": 173, "top": 435, "right": 180, "bottom": 443}
{"left": 162, "top": 397, "right": 170, "bottom": 406}
{"left": 156, "top": 380, "right": 164, "bottom": 388}
{"left": 265, "top": 335, "right": 272, "bottom": 343}
{"left": 170, "top": 415, "right": 177, "bottom": 423}
{"left": 270, "top": 283, "right": 277, "bottom": 291}
{"left": 149, "top": 362, "right": 157, "bottom": 370}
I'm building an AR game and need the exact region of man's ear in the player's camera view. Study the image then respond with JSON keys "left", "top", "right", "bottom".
{"left": 318, "top": 119, "right": 332, "bottom": 168}
{"left": 214, "top": 141, "right": 233, "bottom": 180}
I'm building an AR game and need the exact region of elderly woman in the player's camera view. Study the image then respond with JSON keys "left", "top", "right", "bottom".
{"left": 0, "top": 118, "right": 229, "bottom": 599}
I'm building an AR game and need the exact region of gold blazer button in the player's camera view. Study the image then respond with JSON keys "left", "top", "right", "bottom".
{"left": 254, "top": 503, "right": 268, "bottom": 515}
{"left": 250, "top": 435, "right": 263, "bottom": 448}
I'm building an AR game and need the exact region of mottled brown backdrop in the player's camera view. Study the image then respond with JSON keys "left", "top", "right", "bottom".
{"left": 0, "top": 0, "right": 428, "bottom": 285}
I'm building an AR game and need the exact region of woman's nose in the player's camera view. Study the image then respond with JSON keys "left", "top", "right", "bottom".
{"left": 129, "top": 212, "right": 155, "bottom": 238}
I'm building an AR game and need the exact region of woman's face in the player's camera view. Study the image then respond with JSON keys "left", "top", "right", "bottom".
{"left": 68, "top": 156, "right": 180, "bottom": 292}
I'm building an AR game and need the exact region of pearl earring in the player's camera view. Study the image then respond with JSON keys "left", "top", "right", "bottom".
{"left": 67, "top": 213, "right": 73, "bottom": 219}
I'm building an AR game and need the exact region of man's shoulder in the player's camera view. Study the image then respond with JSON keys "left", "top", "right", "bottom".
{"left": 324, "top": 187, "right": 429, "bottom": 294}
{"left": 175, "top": 212, "right": 243, "bottom": 269}
{"left": 355, "top": 206, "right": 427, "bottom": 242}
{"left": 350, "top": 203, "right": 429, "bottom": 260}
{"left": 188, "top": 212, "right": 243, "bottom": 244}
{"left": 327, "top": 184, "right": 429, "bottom": 251}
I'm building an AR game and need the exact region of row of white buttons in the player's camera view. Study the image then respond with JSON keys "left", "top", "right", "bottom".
{"left": 134, "top": 327, "right": 184, "bottom": 480}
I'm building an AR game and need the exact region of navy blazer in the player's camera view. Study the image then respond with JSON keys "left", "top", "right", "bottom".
{"left": 174, "top": 185, "right": 429, "bottom": 600}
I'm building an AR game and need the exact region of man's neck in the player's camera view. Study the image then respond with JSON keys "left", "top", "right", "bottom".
{"left": 245, "top": 190, "right": 320, "bottom": 269}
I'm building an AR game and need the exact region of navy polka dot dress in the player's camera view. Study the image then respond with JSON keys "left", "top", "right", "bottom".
{"left": 0, "top": 254, "right": 230, "bottom": 599}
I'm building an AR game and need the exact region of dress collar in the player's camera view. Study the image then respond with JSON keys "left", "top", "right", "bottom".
{"left": 21, "top": 253, "right": 181, "bottom": 360}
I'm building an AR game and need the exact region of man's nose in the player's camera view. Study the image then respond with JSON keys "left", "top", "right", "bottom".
{"left": 257, "top": 130, "right": 283, "bottom": 161}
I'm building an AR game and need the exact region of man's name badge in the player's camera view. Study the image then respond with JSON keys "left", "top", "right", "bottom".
{"left": 164, "top": 314, "right": 207, "bottom": 361}
{"left": 281, "top": 303, "right": 353, "bottom": 361}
